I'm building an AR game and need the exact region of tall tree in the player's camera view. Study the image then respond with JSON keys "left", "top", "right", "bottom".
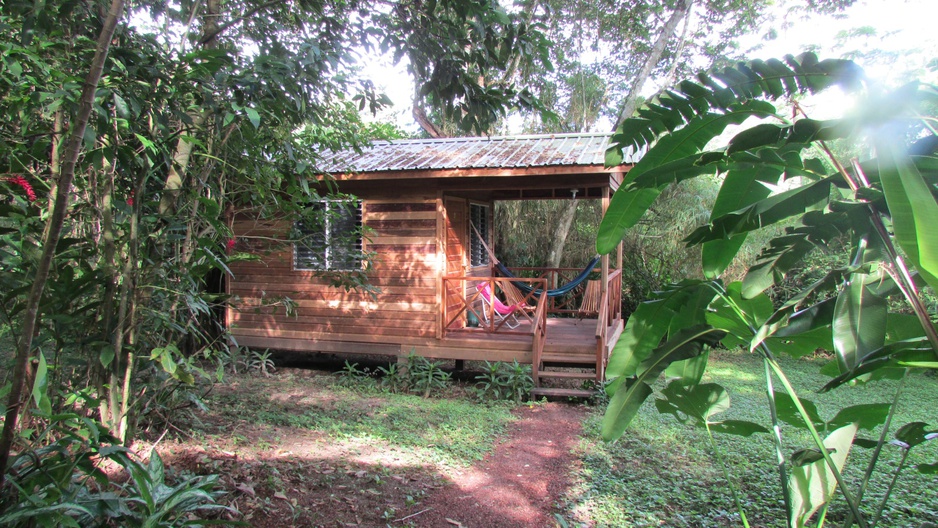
{"left": 0, "top": 0, "right": 127, "bottom": 487}
{"left": 0, "top": 0, "right": 553, "bottom": 485}
{"left": 375, "top": 0, "right": 553, "bottom": 137}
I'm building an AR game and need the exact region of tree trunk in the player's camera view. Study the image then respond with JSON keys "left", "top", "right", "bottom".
{"left": 613, "top": 0, "right": 692, "bottom": 131}
{"left": 546, "top": 199, "right": 579, "bottom": 269}
{"left": 660, "top": 9, "right": 693, "bottom": 89}
{"left": 159, "top": 112, "right": 206, "bottom": 214}
{"left": 0, "top": 0, "right": 125, "bottom": 489}
{"left": 159, "top": 0, "right": 219, "bottom": 215}
{"left": 412, "top": 102, "right": 445, "bottom": 138}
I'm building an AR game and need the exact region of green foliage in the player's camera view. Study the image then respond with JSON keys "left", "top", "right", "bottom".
{"left": 522, "top": 0, "right": 802, "bottom": 131}
{"left": 334, "top": 361, "right": 373, "bottom": 389}
{"left": 574, "top": 350, "right": 938, "bottom": 527}
{"left": 403, "top": 353, "right": 452, "bottom": 398}
{"left": 135, "top": 369, "right": 212, "bottom": 437}
{"left": 334, "top": 354, "right": 453, "bottom": 398}
{"left": 473, "top": 360, "right": 534, "bottom": 403}
{"left": 210, "top": 371, "right": 516, "bottom": 466}
{"left": 375, "top": 362, "right": 406, "bottom": 392}
{"left": 248, "top": 349, "right": 276, "bottom": 377}
{"left": 0, "top": 415, "right": 236, "bottom": 527}
{"left": 599, "top": 54, "right": 938, "bottom": 527}
{"left": 376, "top": 0, "right": 554, "bottom": 134}
{"left": 494, "top": 200, "right": 603, "bottom": 269}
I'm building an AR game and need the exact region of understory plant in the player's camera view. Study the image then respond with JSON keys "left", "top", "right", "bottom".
{"left": 599, "top": 53, "right": 938, "bottom": 527}
{"left": 334, "top": 361, "right": 374, "bottom": 389}
{"left": 0, "top": 414, "right": 237, "bottom": 527}
{"left": 335, "top": 353, "right": 452, "bottom": 397}
{"left": 403, "top": 353, "right": 452, "bottom": 398}
{"left": 474, "top": 360, "right": 534, "bottom": 402}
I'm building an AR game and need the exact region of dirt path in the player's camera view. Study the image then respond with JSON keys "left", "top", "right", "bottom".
{"left": 403, "top": 402, "right": 589, "bottom": 528}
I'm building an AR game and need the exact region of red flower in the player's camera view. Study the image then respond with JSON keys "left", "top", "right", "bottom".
{"left": 127, "top": 191, "right": 134, "bottom": 206}
{"left": 225, "top": 238, "right": 236, "bottom": 254}
{"left": 6, "top": 175, "right": 36, "bottom": 202}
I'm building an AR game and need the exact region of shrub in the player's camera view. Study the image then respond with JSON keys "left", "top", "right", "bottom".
{"left": 0, "top": 415, "right": 237, "bottom": 527}
{"left": 474, "top": 360, "right": 534, "bottom": 403}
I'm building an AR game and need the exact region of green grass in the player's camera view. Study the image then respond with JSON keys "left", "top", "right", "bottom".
{"left": 571, "top": 348, "right": 938, "bottom": 527}
{"left": 204, "top": 372, "right": 517, "bottom": 467}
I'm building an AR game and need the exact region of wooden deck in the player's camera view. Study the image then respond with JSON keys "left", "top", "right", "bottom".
{"left": 439, "top": 316, "right": 623, "bottom": 387}
{"left": 440, "top": 317, "right": 603, "bottom": 360}
{"left": 239, "top": 316, "right": 621, "bottom": 364}
{"left": 234, "top": 269, "right": 625, "bottom": 390}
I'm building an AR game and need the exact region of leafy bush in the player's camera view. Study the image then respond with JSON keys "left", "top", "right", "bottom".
{"left": 403, "top": 353, "right": 451, "bottom": 398}
{"left": 0, "top": 415, "right": 237, "bottom": 527}
{"left": 599, "top": 54, "right": 938, "bottom": 527}
{"left": 376, "top": 362, "right": 406, "bottom": 392}
{"left": 332, "top": 354, "right": 454, "bottom": 397}
{"left": 334, "top": 361, "right": 374, "bottom": 389}
{"left": 474, "top": 360, "right": 534, "bottom": 403}
{"left": 248, "top": 349, "right": 276, "bottom": 376}
{"left": 474, "top": 361, "right": 507, "bottom": 400}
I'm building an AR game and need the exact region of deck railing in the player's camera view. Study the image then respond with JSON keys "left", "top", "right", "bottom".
{"left": 442, "top": 276, "right": 547, "bottom": 335}
{"left": 594, "top": 269, "right": 622, "bottom": 381}
{"left": 531, "top": 293, "right": 548, "bottom": 386}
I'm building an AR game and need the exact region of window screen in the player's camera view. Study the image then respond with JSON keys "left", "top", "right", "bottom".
{"left": 469, "top": 203, "right": 489, "bottom": 267}
{"left": 294, "top": 200, "right": 362, "bottom": 271}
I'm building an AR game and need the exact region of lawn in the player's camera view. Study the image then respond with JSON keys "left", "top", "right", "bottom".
{"left": 568, "top": 348, "right": 938, "bottom": 527}
{"left": 159, "top": 366, "right": 520, "bottom": 526}
{"left": 162, "top": 350, "right": 937, "bottom": 527}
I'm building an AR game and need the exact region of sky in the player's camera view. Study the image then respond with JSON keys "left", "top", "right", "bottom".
{"left": 748, "top": 0, "right": 937, "bottom": 82}
{"left": 362, "top": 0, "right": 938, "bottom": 134}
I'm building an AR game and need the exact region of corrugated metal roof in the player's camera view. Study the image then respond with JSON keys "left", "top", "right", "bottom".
{"left": 318, "top": 133, "right": 640, "bottom": 173}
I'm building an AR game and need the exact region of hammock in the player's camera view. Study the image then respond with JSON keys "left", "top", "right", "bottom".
{"left": 468, "top": 219, "right": 601, "bottom": 298}
{"left": 495, "top": 255, "right": 601, "bottom": 298}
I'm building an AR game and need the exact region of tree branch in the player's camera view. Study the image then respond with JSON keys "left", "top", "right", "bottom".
{"left": 612, "top": 0, "right": 692, "bottom": 131}
{"left": 412, "top": 102, "right": 445, "bottom": 138}
{"left": 198, "top": 0, "right": 283, "bottom": 45}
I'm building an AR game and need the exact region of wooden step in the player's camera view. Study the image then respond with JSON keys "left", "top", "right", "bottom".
{"left": 537, "top": 370, "right": 596, "bottom": 380}
{"left": 531, "top": 387, "right": 596, "bottom": 398}
{"left": 541, "top": 352, "right": 594, "bottom": 364}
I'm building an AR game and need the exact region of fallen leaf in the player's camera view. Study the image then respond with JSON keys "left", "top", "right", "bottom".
{"left": 235, "top": 483, "right": 256, "bottom": 497}
{"left": 273, "top": 491, "right": 288, "bottom": 500}
{"left": 445, "top": 519, "right": 463, "bottom": 527}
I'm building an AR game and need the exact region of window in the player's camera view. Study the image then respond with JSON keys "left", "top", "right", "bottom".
{"left": 469, "top": 203, "right": 489, "bottom": 267}
{"left": 294, "top": 200, "right": 362, "bottom": 271}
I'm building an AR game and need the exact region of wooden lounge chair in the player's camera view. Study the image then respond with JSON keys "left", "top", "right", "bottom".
{"left": 577, "top": 279, "right": 602, "bottom": 320}
{"left": 477, "top": 283, "right": 527, "bottom": 329}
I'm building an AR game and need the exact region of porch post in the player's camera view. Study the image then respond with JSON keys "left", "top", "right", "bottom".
{"left": 601, "top": 186, "right": 611, "bottom": 296}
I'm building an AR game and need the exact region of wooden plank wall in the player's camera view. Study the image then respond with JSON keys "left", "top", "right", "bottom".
{"left": 443, "top": 196, "right": 467, "bottom": 330}
{"left": 227, "top": 200, "right": 441, "bottom": 351}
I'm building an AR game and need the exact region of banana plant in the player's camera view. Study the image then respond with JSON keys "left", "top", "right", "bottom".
{"left": 599, "top": 53, "right": 938, "bottom": 527}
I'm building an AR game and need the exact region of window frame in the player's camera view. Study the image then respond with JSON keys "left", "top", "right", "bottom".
{"left": 469, "top": 202, "right": 490, "bottom": 268}
{"left": 293, "top": 199, "right": 363, "bottom": 272}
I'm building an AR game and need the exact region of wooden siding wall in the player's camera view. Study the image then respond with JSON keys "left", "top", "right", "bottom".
{"left": 227, "top": 200, "right": 440, "bottom": 352}
{"left": 443, "top": 196, "right": 468, "bottom": 330}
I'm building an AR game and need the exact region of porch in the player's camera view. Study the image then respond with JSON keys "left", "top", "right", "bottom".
{"left": 440, "top": 267, "right": 623, "bottom": 396}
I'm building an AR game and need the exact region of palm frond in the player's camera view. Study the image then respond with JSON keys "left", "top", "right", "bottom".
{"left": 605, "top": 53, "right": 866, "bottom": 166}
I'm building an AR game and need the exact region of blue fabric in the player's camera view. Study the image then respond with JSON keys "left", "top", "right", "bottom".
{"left": 496, "top": 256, "right": 601, "bottom": 298}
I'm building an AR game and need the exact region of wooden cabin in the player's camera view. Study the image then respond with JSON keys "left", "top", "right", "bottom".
{"left": 227, "top": 133, "right": 639, "bottom": 395}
